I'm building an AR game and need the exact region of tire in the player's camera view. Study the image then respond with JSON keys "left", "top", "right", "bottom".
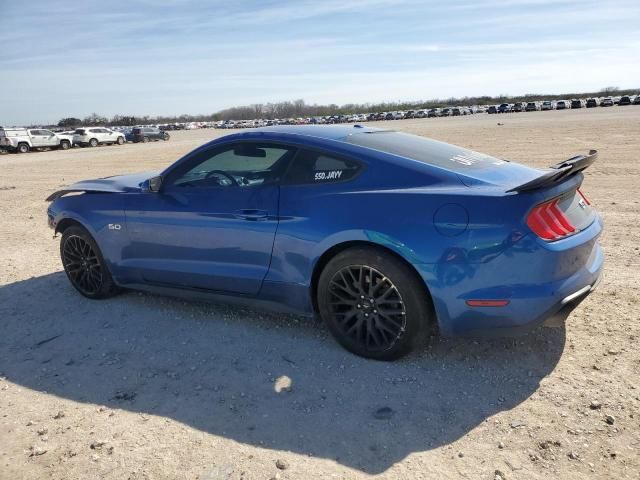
{"left": 60, "top": 225, "right": 120, "bottom": 299}
{"left": 163, "top": 133, "right": 170, "bottom": 141}
{"left": 89, "top": 138, "right": 98, "bottom": 147}
{"left": 116, "top": 136, "right": 124, "bottom": 145}
{"left": 142, "top": 136, "right": 150, "bottom": 143}
{"left": 17, "top": 143, "right": 30, "bottom": 154}
{"left": 59, "top": 140, "right": 70, "bottom": 150}
{"left": 317, "top": 246, "right": 432, "bottom": 361}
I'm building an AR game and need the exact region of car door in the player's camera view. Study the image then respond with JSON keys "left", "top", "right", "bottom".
{"left": 122, "top": 142, "right": 296, "bottom": 295}
{"left": 101, "top": 128, "right": 114, "bottom": 143}
{"left": 96, "top": 128, "right": 109, "bottom": 143}
{"left": 40, "top": 129, "right": 58, "bottom": 147}
{"left": 28, "top": 130, "right": 47, "bottom": 147}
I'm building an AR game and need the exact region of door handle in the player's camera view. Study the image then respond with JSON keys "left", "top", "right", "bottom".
{"left": 236, "top": 209, "right": 269, "bottom": 221}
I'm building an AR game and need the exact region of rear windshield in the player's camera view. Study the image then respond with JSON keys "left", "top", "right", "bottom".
{"left": 343, "top": 131, "right": 506, "bottom": 171}
{"left": 132, "top": 128, "right": 141, "bottom": 133}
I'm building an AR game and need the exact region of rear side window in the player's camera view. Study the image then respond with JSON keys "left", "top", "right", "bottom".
{"left": 284, "top": 150, "right": 362, "bottom": 185}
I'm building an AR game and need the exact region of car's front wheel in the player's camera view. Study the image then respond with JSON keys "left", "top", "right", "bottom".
{"left": 59, "top": 140, "right": 71, "bottom": 150}
{"left": 142, "top": 136, "right": 150, "bottom": 143}
{"left": 318, "top": 246, "right": 432, "bottom": 360}
{"left": 89, "top": 138, "right": 98, "bottom": 147}
{"left": 116, "top": 136, "right": 124, "bottom": 145}
{"left": 60, "top": 225, "right": 120, "bottom": 299}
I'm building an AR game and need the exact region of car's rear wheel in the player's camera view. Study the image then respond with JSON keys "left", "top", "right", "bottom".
{"left": 60, "top": 225, "right": 120, "bottom": 299}
{"left": 17, "top": 143, "right": 30, "bottom": 153}
{"left": 142, "top": 136, "right": 150, "bottom": 143}
{"left": 163, "top": 133, "right": 170, "bottom": 141}
{"left": 116, "top": 136, "right": 124, "bottom": 145}
{"left": 59, "top": 140, "right": 70, "bottom": 150}
{"left": 89, "top": 138, "right": 98, "bottom": 147}
{"left": 317, "top": 247, "right": 432, "bottom": 360}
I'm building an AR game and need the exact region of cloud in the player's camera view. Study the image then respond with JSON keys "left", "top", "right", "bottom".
{"left": 0, "top": 0, "right": 638, "bottom": 124}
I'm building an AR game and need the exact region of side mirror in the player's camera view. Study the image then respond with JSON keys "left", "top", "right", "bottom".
{"left": 142, "top": 175, "right": 163, "bottom": 192}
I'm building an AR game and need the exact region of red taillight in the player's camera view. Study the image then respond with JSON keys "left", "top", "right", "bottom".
{"left": 526, "top": 197, "right": 576, "bottom": 241}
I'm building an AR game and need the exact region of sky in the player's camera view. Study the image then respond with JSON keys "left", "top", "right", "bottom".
{"left": 1, "top": 0, "right": 639, "bottom": 125}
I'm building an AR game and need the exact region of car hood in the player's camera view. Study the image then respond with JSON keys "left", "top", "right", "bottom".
{"left": 46, "top": 171, "right": 158, "bottom": 201}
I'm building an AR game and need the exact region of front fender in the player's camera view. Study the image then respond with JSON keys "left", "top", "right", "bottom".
{"left": 48, "top": 194, "right": 127, "bottom": 271}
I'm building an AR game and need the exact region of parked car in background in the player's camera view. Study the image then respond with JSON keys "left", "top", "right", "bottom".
{"left": 556, "top": 100, "right": 569, "bottom": 110}
{"left": 512, "top": 102, "right": 525, "bottom": 112}
{"left": 571, "top": 99, "right": 585, "bottom": 109}
{"left": 74, "top": 127, "right": 125, "bottom": 147}
{"left": 634, "top": 95, "right": 640, "bottom": 105}
{"left": 122, "top": 129, "right": 134, "bottom": 142}
{"left": 498, "top": 103, "right": 512, "bottom": 113}
{"left": 525, "top": 102, "right": 539, "bottom": 112}
{"left": 586, "top": 98, "right": 599, "bottom": 108}
{"left": 132, "top": 126, "right": 170, "bottom": 143}
{"left": 0, "top": 127, "right": 73, "bottom": 153}
{"left": 600, "top": 97, "right": 614, "bottom": 107}
{"left": 541, "top": 101, "right": 554, "bottom": 111}
{"left": 619, "top": 96, "right": 632, "bottom": 106}
{"left": 487, "top": 105, "right": 498, "bottom": 114}
{"left": 427, "top": 108, "right": 440, "bottom": 117}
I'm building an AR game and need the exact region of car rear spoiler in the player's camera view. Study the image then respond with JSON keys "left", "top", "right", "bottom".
{"left": 506, "top": 150, "right": 597, "bottom": 193}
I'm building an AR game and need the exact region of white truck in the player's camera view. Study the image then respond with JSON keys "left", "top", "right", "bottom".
{"left": 0, "top": 127, "right": 74, "bottom": 153}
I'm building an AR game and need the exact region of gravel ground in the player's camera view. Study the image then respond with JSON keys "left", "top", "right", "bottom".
{"left": 1, "top": 107, "right": 639, "bottom": 479}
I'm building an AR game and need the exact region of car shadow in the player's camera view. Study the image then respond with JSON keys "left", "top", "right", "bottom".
{"left": 0, "top": 272, "right": 566, "bottom": 474}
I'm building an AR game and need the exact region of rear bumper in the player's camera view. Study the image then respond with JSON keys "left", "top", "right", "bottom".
{"left": 417, "top": 214, "right": 604, "bottom": 336}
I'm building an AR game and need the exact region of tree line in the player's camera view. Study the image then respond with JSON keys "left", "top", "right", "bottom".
{"left": 52, "top": 86, "right": 636, "bottom": 127}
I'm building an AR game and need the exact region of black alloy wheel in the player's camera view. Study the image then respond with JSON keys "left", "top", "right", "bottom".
{"left": 60, "top": 226, "right": 119, "bottom": 299}
{"left": 328, "top": 265, "right": 407, "bottom": 351}
{"left": 318, "top": 247, "right": 432, "bottom": 360}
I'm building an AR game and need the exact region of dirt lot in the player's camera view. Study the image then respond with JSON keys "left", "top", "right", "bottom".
{"left": 1, "top": 107, "right": 639, "bottom": 480}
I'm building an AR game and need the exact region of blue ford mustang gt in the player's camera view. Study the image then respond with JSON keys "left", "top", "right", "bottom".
{"left": 46, "top": 125, "right": 603, "bottom": 360}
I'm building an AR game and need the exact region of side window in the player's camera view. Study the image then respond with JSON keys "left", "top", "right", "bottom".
{"left": 167, "top": 143, "right": 295, "bottom": 189}
{"left": 284, "top": 150, "right": 362, "bottom": 185}
{"left": 30, "top": 129, "right": 44, "bottom": 135}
